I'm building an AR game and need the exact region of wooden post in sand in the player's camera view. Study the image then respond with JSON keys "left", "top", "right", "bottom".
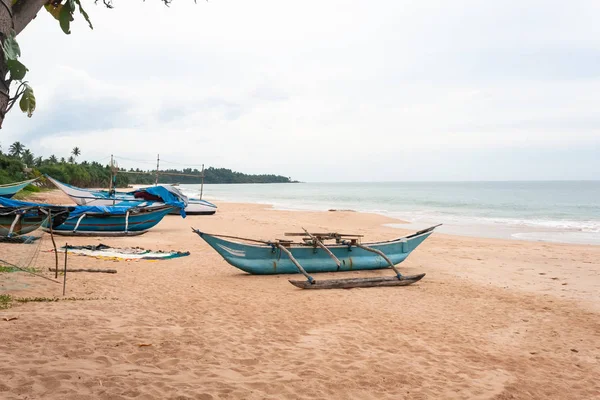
{"left": 49, "top": 212, "right": 59, "bottom": 279}
{"left": 63, "top": 242, "right": 68, "bottom": 296}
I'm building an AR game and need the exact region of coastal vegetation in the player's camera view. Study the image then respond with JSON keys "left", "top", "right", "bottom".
{"left": 0, "top": 142, "right": 296, "bottom": 187}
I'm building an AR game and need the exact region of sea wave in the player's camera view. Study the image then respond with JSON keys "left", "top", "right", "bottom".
{"left": 179, "top": 182, "right": 600, "bottom": 244}
{"left": 385, "top": 210, "right": 600, "bottom": 233}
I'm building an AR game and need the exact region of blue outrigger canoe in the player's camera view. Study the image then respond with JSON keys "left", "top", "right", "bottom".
{"left": 0, "top": 202, "right": 70, "bottom": 238}
{"left": 0, "top": 178, "right": 38, "bottom": 198}
{"left": 43, "top": 204, "right": 176, "bottom": 236}
{"left": 193, "top": 225, "right": 440, "bottom": 289}
{"left": 1, "top": 197, "right": 179, "bottom": 237}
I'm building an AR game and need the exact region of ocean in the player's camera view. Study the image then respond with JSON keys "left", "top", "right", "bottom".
{"left": 178, "top": 181, "right": 600, "bottom": 245}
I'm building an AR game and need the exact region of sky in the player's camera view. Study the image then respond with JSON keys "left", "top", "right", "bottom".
{"left": 1, "top": 0, "right": 599, "bottom": 182}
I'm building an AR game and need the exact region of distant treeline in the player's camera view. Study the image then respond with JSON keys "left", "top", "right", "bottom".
{"left": 0, "top": 142, "right": 296, "bottom": 188}
{"left": 126, "top": 167, "right": 295, "bottom": 185}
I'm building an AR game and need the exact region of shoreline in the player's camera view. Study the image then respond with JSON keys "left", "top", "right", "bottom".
{"left": 177, "top": 181, "right": 600, "bottom": 246}
{"left": 24, "top": 189, "right": 600, "bottom": 247}
{"left": 1, "top": 195, "right": 599, "bottom": 398}
{"left": 198, "top": 198, "right": 600, "bottom": 247}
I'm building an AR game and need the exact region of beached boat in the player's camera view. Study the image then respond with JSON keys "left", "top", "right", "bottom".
{"left": 193, "top": 225, "right": 440, "bottom": 289}
{"left": 43, "top": 204, "right": 176, "bottom": 236}
{"left": 0, "top": 199, "right": 70, "bottom": 237}
{"left": 45, "top": 175, "right": 215, "bottom": 215}
{"left": 0, "top": 197, "right": 175, "bottom": 236}
{"left": 170, "top": 198, "right": 217, "bottom": 215}
{"left": 0, "top": 178, "right": 38, "bottom": 199}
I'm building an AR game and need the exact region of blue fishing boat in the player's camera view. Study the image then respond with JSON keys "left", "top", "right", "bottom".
{"left": 44, "top": 204, "right": 176, "bottom": 236}
{"left": 193, "top": 225, "right": 440, "bottom": 289}
{"left": 45, "top": 175, "right": 216, "bottom": 215}
{"left": 0, "top": 178, "right": 38, "bottom": 198}
{"left": 0, "top": 199, "right": 70, "bottom": 237}
{"left": 0, "top": 198, "right": 177, "bottom": 236}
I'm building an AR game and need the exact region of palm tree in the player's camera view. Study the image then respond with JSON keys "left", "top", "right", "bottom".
{"left": 68, "top": 155, "right": 75, "bottom": 164}
{"left": 21, "top": 149, "right": 34, "bottom": 166}
{"left": 33, "top": 156, "right": 43, "bottom": 167}
{"left": 48, "top": 155, "right": 58, "bottom": 164}
{"left": 9, "top": 141, "right": 24, "bottom": 158}
{"left": 71, "top": 147, "right": 81, "bottom": 162}
{"left": 60, "top": 157, "right": 66, "bottom": 163}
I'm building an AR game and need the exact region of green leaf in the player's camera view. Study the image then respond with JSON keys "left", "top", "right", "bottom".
{"left": 44, "top": 4, "right": 63, "bottom": 21}
{"left": 19, "top": 85, "right": 36, "bottom": 118}
{"left": 6, "top": 59, "right": 28, "bottom": 81}
{"left": 74, "top": 0, "right": 93, "bottom": 30}
{"left": 2, "top": 31, "right": 21, "bottom": 61}
{"left": 59, "top": 2, "right": 74, "bottom": 35}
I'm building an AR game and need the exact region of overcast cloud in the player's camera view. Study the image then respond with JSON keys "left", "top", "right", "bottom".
{"left": 2, "top": 0, "right": 599, "bottom": 181}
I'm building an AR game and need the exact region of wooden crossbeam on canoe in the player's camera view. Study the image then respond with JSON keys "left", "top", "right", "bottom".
{"left": 289, "top": 273, "right": 426, "bottom": 289}
{"left": 302, "top": 227, "right": 341, "bottom": 268}
{"left": 284, "top": 232, "right": 364, "bottom": 238}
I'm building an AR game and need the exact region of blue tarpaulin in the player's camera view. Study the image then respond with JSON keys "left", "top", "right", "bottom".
{"left": 43, "top": 175, "right": 188, "bottom": 218}
{"left": 129, "top": 185, "right": 188, "bottom": 217}
{"left": 0, "top": 197, "right": 67, "bottom": 210}
{"left": 0, "top": 197, "right": 135, "bottom": 218}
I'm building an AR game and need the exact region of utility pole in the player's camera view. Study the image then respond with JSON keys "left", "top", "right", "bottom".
{"left": 108, "top": 154, "right": 116, "bottom": 205}
{"left": 155, "top": 154, "right": 160, "bottom": 186}
{"left": 108, "top": 154, "right": 114, "bottom": 192}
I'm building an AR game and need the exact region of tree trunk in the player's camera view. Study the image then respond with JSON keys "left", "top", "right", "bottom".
{"left": 0, "top": 0, "right": 48, "bottom": 129}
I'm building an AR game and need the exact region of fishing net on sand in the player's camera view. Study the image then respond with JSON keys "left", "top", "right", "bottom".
{"left": 53, "top": 244, "right": 190, "bottom": 261}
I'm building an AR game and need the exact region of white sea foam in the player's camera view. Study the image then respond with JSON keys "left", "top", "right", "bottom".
{"left": 180, "top": 181, "right": 600, "bottom": 245}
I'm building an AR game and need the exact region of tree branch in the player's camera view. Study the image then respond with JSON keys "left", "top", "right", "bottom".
{"left": 13, "top": 0, "right": 48, "bottom": 36}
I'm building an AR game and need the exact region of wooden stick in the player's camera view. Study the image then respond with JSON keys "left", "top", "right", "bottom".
{"left": 63, "top": 242, "right": 68, "bottom": 296}
{"left": 284, "top": 232, "right": 364, "bottom": 237}
{"left": 0, "top": 257, "right": 60, "bottom": 284}
{"left": 48, "top": 268, "right": 117, "bottom": 274}
{"left": 356, "top": 243, "right": 403, "bottom": 279}
{"left": 276, "top": 243, "right": 315, "bottom": 284}
{"left": 302, "top": 227, "right": 341, "bottom": 268}
{"left": 192, "top": 229, "right": 274, "bottom": 245}
{"left": 49, "top": 212, "right": 59, "bottom": 279}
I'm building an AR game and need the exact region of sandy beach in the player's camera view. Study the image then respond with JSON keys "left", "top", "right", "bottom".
{"left": 1, "top": 190, "right": 599, "bottom": 400}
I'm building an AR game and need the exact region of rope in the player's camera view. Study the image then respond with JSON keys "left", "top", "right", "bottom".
{"left": 24, "top": 230, "right": 45, "bottom": 269}
{"left": 0, "top": 257, "right": 60, "bottom": 284}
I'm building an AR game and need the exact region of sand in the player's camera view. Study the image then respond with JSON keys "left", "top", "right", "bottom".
{"left": 1, "top": 190, "right": 599, "bottom": 399}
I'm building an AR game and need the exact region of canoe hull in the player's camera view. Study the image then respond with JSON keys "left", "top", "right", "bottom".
{"left": 44, "top": 206, "right": 174, "bottom": 233}
{"left": 170, "top": 198, "right": 217, "bottom": 215}
{"left": 42, "top": 229, "right": 148, "bottom": 237}
{"left": 0, "top": 213, "right": 46, "bottom": 237}
{"left": 45, "top": 175, "right": 205, "bottom": 215}
{"left": 0, "top": 179, "right": 37, "bottom": 198}
{"left": 196, "top": 230, "right": 434, "bottom": 275}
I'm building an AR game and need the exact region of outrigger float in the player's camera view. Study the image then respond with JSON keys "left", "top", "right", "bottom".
{"left": 193, "top": 224, "right": 440, "bottom": 289}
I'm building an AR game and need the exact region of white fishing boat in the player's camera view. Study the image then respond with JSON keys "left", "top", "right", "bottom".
{"left": 45, "top": 175, "right": 216, "bottom": 215}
